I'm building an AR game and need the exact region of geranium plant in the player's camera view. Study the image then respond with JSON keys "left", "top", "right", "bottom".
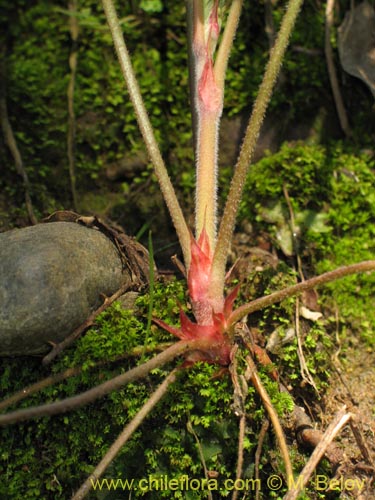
{"left": 1, "top": 1, "right": 374, "bottom": 498}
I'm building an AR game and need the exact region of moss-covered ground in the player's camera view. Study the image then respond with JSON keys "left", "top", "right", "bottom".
{"left": 1, "top": 1, "right": 374, "bottom": 499}
{"left": 1, "top": 142, "right": 374, "bottom": 499}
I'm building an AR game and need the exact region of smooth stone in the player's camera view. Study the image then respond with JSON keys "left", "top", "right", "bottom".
{"left": 338, "top": 2, "right": 375, "bottom": 97}
{"left": 0, "top": 222, "right": 125, "bottom": 356}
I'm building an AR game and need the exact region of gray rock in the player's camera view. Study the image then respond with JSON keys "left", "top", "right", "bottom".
{"left": 0, "top": 222, "right": 125, "bottom": 356}
{"left": 338, "top": 2, "right": 375, "bottom": 97}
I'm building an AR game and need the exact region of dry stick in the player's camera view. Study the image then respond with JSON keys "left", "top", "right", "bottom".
{"left": 283, "top": 406, "right": 352, "bottom": 500}
{"left": 325, "top": 0, "right": 350, "bottom": 136}
{"left": 186, "top": 0, "right": 198, "bottom": 158}
{"left": 72, "top": 368, "right": 180, "bottom": 500}
{"left": 255, "top": 419, "right": 270, "bottom": 500}
{"left": 232, "top": 414, "right": 246, "bottom": 500}
{"left": 279, "top": 381, "right": 345, "bottom": 469}
{"left": 295, "top": 297, "right": 319, "bottom": 393}
{"left": 264, "top": 0, "right": 277, "bottom": 49}
{"left": 245, "top": 355, "right": 294, "bottom": 485}
{"left": 0, "top": 339, "right": 208, "bottom": 426}
{"left": 42, "top": 280, "right": 135, "bottom": 365}
{"left": 67, "top": 0, "right": 79, "bottom": 210}
{"left": 349, "top": 417, "right": 374, "bottom": 466}
{"left": 0, "top": 52, "right": 37, "bottom": 225}
{"left": 229, "top": 345, "right": 247, "bottom": 500}
{"left": 229, "top": 260, "right": 375, "bottom": 327}
{"left": 0, "top": 343, "right": 173, "bottom": 413}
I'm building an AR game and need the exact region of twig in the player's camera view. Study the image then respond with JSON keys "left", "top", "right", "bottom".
{"left": 42, "top": 280, "right": 134, "bottom": 365}
{"left": 0, "top": 338, "right": 209, "bottom": 426}
{"left": 67, "top": 0, "right": 79, "bottom": 210}
{"left": 234, "top": 322, "right": 293, "bottom": 483}
{"left": 0, "top": 343, "right": 173, "bottom": 412}
{"left": 0, "top": 49, "right": 37, "bottom": 225}
{"left": 282, "top": 185, "right": 318, "bottom": 391}
{"left": 280, "top": 383, "right": 344, "bottom": 468}
{"left": 72, "top": 368, "right": 180, "bottom": 500}
{"left": 325, "top": 0, "right": 351, "bottom": 136}
{"left": 349, "top": 416, "right": 374, "bottom": 466}
{"left": 232, "top": 414, "right": 246, "bottom": 500}
{"left": 283, "top": 405, "right": 352, "bottom": 500}
{"left": 255, "top": 419, "right": 270, "bottom": 500}
{"left": 295, "top": 297, "right": 319, "bottom": 393}
{"left": 229, "top": 344, "right": 248, "bottom": 500}
{"left": 264, "top": 0, "right": 276, "bottom": 49}
{"left": 245, "top": 354, "right": 294, "bottom": 485}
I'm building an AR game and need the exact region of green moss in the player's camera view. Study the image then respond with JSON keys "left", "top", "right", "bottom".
{"left": 2, "top": 0, "right": 373, "bottom": 225}
{"left": 0, "top": 277, "right": 302, "bottom": 500}
{"left": 1, "top": 2, "right": 374, "bottom": 498}
{"left": 239, "top": 142, "right": 375, "bottom": 344}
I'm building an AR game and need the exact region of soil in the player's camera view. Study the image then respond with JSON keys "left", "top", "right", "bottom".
{"left": 319, "top": 346, "right": 375, "bottom": 499}
{"left": 228, "top": 229, "right": 375, "bottom": 499}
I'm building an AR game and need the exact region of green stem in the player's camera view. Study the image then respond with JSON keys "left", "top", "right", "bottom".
{"left": 210, "top": 0, "right": 304, "bottom": 299}
{"left": 228, "top": 260, "right": 375, "bottom": 328}
{"left": 102, "top": 0, "right": 191, "bottom": 268}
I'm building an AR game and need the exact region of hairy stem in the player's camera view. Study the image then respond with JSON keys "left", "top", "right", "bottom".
{"left": 72, "top": 368, "right": 180, "bottom": 500}
{"left": 214, "top": 0, "right": 243, "bottom": 90}
{"left": 0, "top": 339, "right": 209, "bottom": 426}
{"left": 195, "top": 109, "right": 220, "bottom": 244}
{"left": 210, "top": 0, "right": 304, "bottom": 299}
{"left": 228, "top": 260, "right": 375, "bottom": 328}
{"left": 102, "top": 0, "right": 191, "bottom": 267}
{"left": 195, "top": 0, "right": 243, "bottom": 246}
{"left": 0, "top": 343, "right": 173, "bottom": 413}
{"left": 194, "top": 0, "right": 221, "bottom": 245}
